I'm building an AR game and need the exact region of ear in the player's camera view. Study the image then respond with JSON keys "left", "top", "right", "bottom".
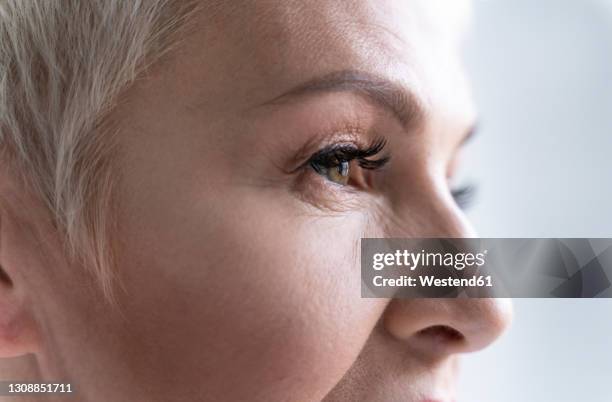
{"left": 0, "top": 203, "right": 42, "bottom": 358}
{"left": 0, "top": 268, "right": 39, "bottom": 357}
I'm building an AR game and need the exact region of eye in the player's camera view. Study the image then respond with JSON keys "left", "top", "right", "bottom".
{"left": 306, "top": 138, "right": 389, "bottom": 187}
{"left": 311, "top": 159, "right": 351, "bottom": 185}
{"left": 451, "top": 184, "right": 476, "bottom": 210}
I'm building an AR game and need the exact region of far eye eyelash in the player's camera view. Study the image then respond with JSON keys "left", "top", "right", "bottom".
{"left": 451, "top": 184, "right": 476, "bottom": 210}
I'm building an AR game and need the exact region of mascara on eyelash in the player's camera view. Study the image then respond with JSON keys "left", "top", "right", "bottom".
{"left": 308, "top": 137, "right": 390, "bottom": 170}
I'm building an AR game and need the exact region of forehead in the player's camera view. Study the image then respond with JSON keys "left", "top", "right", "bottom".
{"left": 203, "top": 0, "right": 472, "bottom": 46}
{"left": 194, "top": 1, "right": 469, "bottom": 76}
{"left": 158, "top": 0, "right": 474, "bottom": 124}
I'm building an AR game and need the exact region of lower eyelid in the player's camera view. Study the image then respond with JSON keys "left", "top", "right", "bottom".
{"left": 291, "top": 168, "right": 359, "bottom": 207}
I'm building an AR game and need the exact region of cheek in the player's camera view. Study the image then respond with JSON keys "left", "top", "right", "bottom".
{"left": 116, "top": 187, "right": 385, "bottom": 401}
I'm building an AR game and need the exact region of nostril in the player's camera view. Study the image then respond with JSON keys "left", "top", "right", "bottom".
{"left": 417, "top": 325, "right": 464, "bottom": 344}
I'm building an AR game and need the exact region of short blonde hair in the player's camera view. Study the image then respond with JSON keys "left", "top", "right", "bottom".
{"left": 0, "top": 0, "right": 198, "bottom": 299}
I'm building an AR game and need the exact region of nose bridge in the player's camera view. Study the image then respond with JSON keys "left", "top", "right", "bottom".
{"left": 384, "top": 175, "right": 476, "bottom": 239}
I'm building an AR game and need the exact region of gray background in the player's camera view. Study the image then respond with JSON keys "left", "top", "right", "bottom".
{"left": 460, "top": 0, "right": 612, "bottom": 401}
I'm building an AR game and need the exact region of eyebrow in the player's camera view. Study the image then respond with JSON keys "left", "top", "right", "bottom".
{"left": 261, "top": 69, "right": 426, "bottom": 131}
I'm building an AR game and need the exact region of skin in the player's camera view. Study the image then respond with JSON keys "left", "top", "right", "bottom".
{"left": 0, "top": 1, "right": 511, "bottom": 401}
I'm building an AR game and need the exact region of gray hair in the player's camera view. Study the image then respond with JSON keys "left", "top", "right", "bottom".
{"left": 0, "top": 0, "right": 198, "bottom": 299}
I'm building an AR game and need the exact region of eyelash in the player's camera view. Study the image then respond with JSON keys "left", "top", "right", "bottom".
{"left": 303, "top": 137, "right": 475, "bottom": 209}
{"left": 307, "top": 137, "right": 390, "bottom": 174}
{"left": 451, "top": 184, "right": 476, "bottom": 210}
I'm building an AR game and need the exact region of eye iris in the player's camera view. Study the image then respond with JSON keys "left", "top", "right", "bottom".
{"left": 327, "top": 160, "right": 350, "bottom": 185}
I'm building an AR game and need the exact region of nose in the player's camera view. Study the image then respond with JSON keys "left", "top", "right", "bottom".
{"left": 383, "top": 298, "right": 512, "bottom": 359}
{"left": 381, "top": 179, "right": 513, "bottom": 360}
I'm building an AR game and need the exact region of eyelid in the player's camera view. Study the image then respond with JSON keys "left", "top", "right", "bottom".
{"left": 299, "top": 136, "right": 390, "bottom": 172}
{"left": 285, "top": 125, "right": 376, "bottom": 173}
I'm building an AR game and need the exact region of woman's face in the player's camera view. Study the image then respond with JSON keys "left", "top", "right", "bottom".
{"left": 23, "top": 0, "right": 511, "bottom": 401}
